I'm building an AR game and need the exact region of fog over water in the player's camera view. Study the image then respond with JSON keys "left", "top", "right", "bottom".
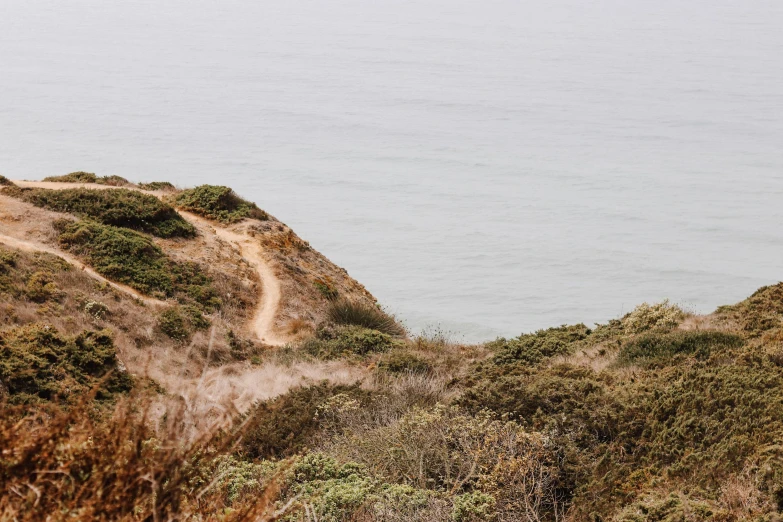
{"left": 2, "top": 0, "right": 782, "bottom": 341}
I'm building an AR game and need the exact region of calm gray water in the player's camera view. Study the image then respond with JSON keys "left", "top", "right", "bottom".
{"left": 2, "top": 1, "right": 783, "bottom": 341}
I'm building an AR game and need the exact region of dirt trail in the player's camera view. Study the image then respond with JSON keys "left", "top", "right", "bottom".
{"left": 8, "top": 180, "right": 287, "bottom": 346}
{"left": 0, "top": 232, "right": 166, "bottom": 307}
{"left": 179, "top": 211, "right": 286, "bottom": 346}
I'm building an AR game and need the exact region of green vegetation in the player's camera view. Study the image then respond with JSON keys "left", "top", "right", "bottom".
{"left": 170, "top": 184, "right": 268, "bottom": 224}
{"left": 622, "top": 299, "right": 685, "bottom": 334}
{"left": 717, "top": 282, "right": 783, "bottom": 337}
{"left": 326, "top": 298, "right": 405, "bottom": 337}
{"left": 54, "top": 219, "right": 219, "bottom": 308}
{"left": 618, "top": 329, "right": 744, "bottom": 367}
{"left": 490, "top": 323, "right": 592, "bottom": 365}
{"left": 241, "top": 382, "right": 370, "bottom": 460}
{"left": 0, "top": 175, "right": 13, "bottom": 186}
{"left": 157, "top": 305, "right": 210, "bottom": 341}
{"left": 377, "top": 350, "right": 432, "bottom": 375}
{"left": 138, "top": 181, "right": 176, "bottom": 191}
{"left": 302, "top": 325, "right": 402, "bottom": 359}
{"left": 0, "top": 323, "right": 132, "bottom": 404}
{"left": 7, "top": 176, "right": 783, "bottom": 520}
{"left": 4, "top": 187, "right": 195, "bottom": 238}
{"left": 42, "top": 171, "right": 131, "bottom": 186}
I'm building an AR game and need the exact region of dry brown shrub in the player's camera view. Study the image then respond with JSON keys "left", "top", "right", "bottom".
{"left": 0, "top": 392, "right": 292, "bottom": 521}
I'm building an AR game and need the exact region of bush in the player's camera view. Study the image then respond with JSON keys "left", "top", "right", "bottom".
{"left": 240, "top": 382, "right": 369, "bottom": 460}
{"left": 0, "top": 249, "right": 17, "bottom": 272}
{"left": 54, "top": 219, "right": 219, "bottom": 308}
{"left": 452, "top": 492, "right": 496, "bottom": 522}
{"left": 171, "top": 185, "right": 268, "bottom": 224}
{"left": 377, "top": 351, "right": 432, "bottom": 375}
{"left": 8, "top": 187, "right": 195, "bottom": 238}
{"left": 84, "top": 300, "right": 110, "bottom": 320}
{"left": 158, "top": 305, "right": 210, "bottom": 341}
{"left": 717, "top": 283, "right": 783, "bottom": 337}
{"left": 138, "top": 181, "right": 176, "bottom": 191}
{"left": 0, "top": 396, "right": 282, "bottom": 519}
{"left": 623, "top": 300, "right": 684, "bottom": 334}
{"left": 0, "top": 324, "right": 132, "bottom": 404}
{"left": 325, "top": 404, "right": 566, "bottom": 519}
{"left": 42, "top": 171, "right": 131, "bottom": 186}
{"left": 0, "top": 175, "right": 13, "bottom": 186}
{"left": 490, "top": 323, "right": 591, "bottom": 365}
{"left": 302, "top": 325, "right": 401, "bottom": 359}
{"left": 24, "top": 271, "right": 61, "bottom": 302}
{"left": 43, "top": 171, "right": 98, "bottom": 183}
{"left": 326, "top": 299, "right": 405, "bottom": 337}
{"left": 618, "top": 330, "right": 744, "bottom": 366}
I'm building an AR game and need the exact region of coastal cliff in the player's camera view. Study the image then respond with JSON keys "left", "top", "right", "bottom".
{"left": 2, "top": 172, "right": 783, "bottom": 521}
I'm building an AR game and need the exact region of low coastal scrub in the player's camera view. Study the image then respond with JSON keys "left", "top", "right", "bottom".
{"left": 618, "top": 329, "right": 744, "bottom": 367}
{"left": 171, "top": 184, "right": 268, "bottom": 224}
{"left": 326, "top": 298, "right": 405, "bottom": 337}
{"left": 0, "top": 397, "right": 285, "bottom": 520}
{"left": 622, "top": 299, "right": 685, "bottom": 334}
{"left": 42, "top": 171, "right": 131, "bottom": 186}
{"left": 7, "top": 174, "right": 783, "bottom": 520}
{"left": 4, "top": 186, "right": 196, "bottom": 238}
{"left": 0, "top": 323, "right": 131, "bottom": 404}
{"left": 138, "top": 180, "right": 176, "bottom": 191}
{"left": 716, "top": 282, "right": 783, "bottom": 337}
{"left": 157, "top": 305, "right": 211, "bottom": 341}
{"left": 490, "top": 323, "right": 592, "bottom": 365}
{"left": 54, "top": 219, "right": 219, "bottom": 308}
{"left": 302, "top": 324, "right": 402, "bottom": 359}
{"left": 241, "top": 382, "right": 371, "bottom": 460}
{"left": 0, "top": 175, "right": 13, "bottom": 186}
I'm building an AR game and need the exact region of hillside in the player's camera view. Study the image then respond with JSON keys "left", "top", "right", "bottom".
{"left": 2, "top": 173, "right": 783, "bottom": 521}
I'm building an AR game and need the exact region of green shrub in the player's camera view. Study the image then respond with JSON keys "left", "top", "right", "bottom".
{"left": 377, "top": 350, "right": 432, "bottom": 375}
{"left": 42, "top": 171, "right": 131, "bottom": 186}
{"left": 286, "top": 453, "right": 377, "bottom": 522}
{"left": 303, "top": 325, "right": 401, "bottom": 359}
{"left": 618, "top": 330, "right": 744, "bottom": 366}
{"left": 138, "top": 181, "right": 176, "bottom": 191}
{"left": 0, "top": 175, "right": 14, "bottom": 186}
{"left": 98, "top": 175, "right": 131, "bottom": 186}
{"left": 0, "top": 249, "right": 18, "bottom": 272}
{"left": 25, "top": 271, "right": 61, "bottom": 302}
{"left": 54, "top": 219, "right": 219, "bottom": 308}
{"left": 491, "top": 323, "right": 591, "bottom": 365}
{"left": 452, "top": 491, "right": 496, "bottom": 522}
{"left": 325, "top": 299, "right": 405, "bottom": 337}
{"left": 170, "top": 185, "right": 268, "bottom": 224}
{"left": 8, "top": 187, "right": 195, "bottom": 238}
{"left": 0, "top": 324, "right": 132, "bottom": 404}
{"left": 43, "top": 171, "right": 98, "bottom": 183}
{"left": 84, "top": 300, "right": 110, "bottom": 320}
{"left": 459, "top": 364, "right": 616, "bottom": 445}
{"left": 240, "top": 382, "right": 368, "bottom": 460}
{"left": 623, "top": 300, "right": 684, "bottom": 334}
{"left": 158, "top": 305, "right": 210, "bottom": 341}
{"left": 717, "top": 283, "right": 783, "bottom": 337}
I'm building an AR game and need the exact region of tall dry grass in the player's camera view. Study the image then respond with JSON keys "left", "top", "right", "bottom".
{"left": 0, "top": 390, "right": 292, "bottom": 521}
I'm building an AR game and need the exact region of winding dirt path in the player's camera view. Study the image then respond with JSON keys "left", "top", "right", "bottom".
{"left": 0, "top": 232, "right": 166, "bottom": 307}
{"left": 7, "top": 180, "right": 287, "bottom": 346}
{"left": 179, "top": 211, "right": 286, "bottom": 346}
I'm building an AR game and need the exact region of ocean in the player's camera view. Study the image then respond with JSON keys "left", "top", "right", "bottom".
{"left": 1, "top": 0, "right": 782, "bottom": 342}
